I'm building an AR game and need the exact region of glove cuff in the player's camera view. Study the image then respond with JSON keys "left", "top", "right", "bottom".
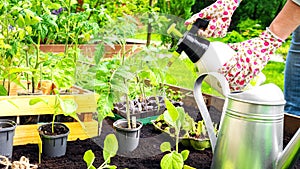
{"left": 265, "top": 27, "right": 285, "bottom": 43}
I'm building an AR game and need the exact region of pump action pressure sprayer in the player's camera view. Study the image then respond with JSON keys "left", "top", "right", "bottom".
{"left": 167, "top": 18, "right": 261, "bottom": 93}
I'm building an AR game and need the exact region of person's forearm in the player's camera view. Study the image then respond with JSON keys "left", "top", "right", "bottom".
{"left": 269, "top": 0, "right": 300, "bottom": 40}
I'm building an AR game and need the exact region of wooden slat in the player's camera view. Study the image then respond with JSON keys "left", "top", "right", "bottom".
{"left": 0, "top": 93, "right": 98, "bottom": 117}
{"left": 13, "top": 121, "right": 98, "bottom": 146}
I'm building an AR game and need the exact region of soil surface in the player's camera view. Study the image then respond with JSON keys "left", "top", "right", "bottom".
{"left": 11, "top": 119, "right": 214, "bottom": 169}
{"left": 7, "top": 105, "right": 300, "bottom": 169}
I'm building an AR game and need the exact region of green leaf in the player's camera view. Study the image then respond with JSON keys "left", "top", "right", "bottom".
{"left": 160, "top": 142, "right": 171, "bottom": 153}
{"left": 10, "top": 78, "right": 26, "bottom": 90}
{"left": 6, "top": 100, "right": 18, "bottom": 109}
{"left": 103, "top": 134, "right": 118, "bottom": 163}
{"left": 83, "top": 150, "right": 96, "bottom": 169}
{"left": 104, "top": 165, "right": 117, "bottom": 169}
{"left": 8, "top": 67, "right": 35, "bottom": 74}
{"left": 175, "top": 107, "right": 185, "bottom": 129}
{"left": 48, "top": 3, "right": 61, "bottom": 9}
{"left": 0, "top": 85, "right": 7, "bottom": 96}
{"left": 29, "top": 98, "right": 48, "bottom": 105}
{"left": 94, "top": 44, "right": 105, "bottom": 65}
{"left": 181, "top": 150, "right": 190, "bottom": 161}
{"left": 164, "top": 98, "right": 178, "bottom": 122}
{"left": 16, "top": 14, "right": 25, "bottom": 27}
{"left": 59, "top": 99, "right": 78, "bottom": 115}
{"left": 163, "top": 111, "right": 176, "bottom": 128}
{"left": 24, "top": 12, "right": 31, "bottom": 25}
{"left": 30, "top": 15, "right": 42, "bottom": 25}
{"left": 160, "top": 151, "right": 184, "bottom": 169}
{"left": 183, "top": 165, "right": 196, "bottom": 169}
{"left": 182, "top": 114, "right": 195, "bottom": 133}
{"left": 70, "top": 0, "right": 78, "bottom": 6}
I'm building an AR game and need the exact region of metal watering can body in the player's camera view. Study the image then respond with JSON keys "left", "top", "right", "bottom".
{"left": 193, "top": 72, "right": 300, "bottom": 169}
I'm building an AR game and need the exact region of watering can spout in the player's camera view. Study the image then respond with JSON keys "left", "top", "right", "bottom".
{"left": 276, "top": 128, "right": 300, "bottom": 169}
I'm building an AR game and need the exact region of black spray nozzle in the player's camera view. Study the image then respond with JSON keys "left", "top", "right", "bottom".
{"left": 176, "top": 34, "right": 210, "bottom": 63}
{"left": 167, "top": 18, "right": 209, "bottom": 38}
{"left": 167, "top": 18, "right": 210, "bottom": 63}
{"left": 189, "top": 18, "right": 209, "bottom": 34}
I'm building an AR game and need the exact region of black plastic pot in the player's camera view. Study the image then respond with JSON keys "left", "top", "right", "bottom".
{"left": 0, "top": 119, "right": 17, "bottom": 158}
{"left": 38, "top": 123, "right": 70, "bottom": 157}
{"left": 113, "top": 119, "right": 143, "bottom": 153}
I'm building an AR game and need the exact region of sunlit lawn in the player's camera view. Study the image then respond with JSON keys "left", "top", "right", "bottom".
{"left": 167, "top": 59, "right": 285, "bottom": 95}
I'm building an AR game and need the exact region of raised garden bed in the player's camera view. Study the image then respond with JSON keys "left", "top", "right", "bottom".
{"left": 0, "top": 84, "right": 98, "bottom": 146}
{"left": 39, "top": 39, "right": 146, "bottom": 58}
{"left": 5, "top": 85, "right": 300, "bottom": 168}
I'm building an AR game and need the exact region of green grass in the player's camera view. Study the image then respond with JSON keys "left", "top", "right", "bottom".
{"left": 166, "top": 57, "right": 197, "bottom": 90}
{"left": 132, "top": 33, "right": 161, "bottom": 41}
{"left": 262, "top": 61, "right": 285, "bottom": 91}
{"left": 166, "top": 58, "right": 285, "bottom": 95}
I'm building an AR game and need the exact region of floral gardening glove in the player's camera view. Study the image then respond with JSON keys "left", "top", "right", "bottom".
{"left": 185, "top": 0, "right": 239, "bottom": 38}
{"left": 219, "top": 28, "right": 284, "bottom": 92}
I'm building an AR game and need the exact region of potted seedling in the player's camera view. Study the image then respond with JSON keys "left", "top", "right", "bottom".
{"left": 110, "top": 61, "right": 144, "bottom": 153}
{"left": 180, "top": 119, "right": 212, "bottom": 150}
{"left": 0, "top": 119, "right": 17, "bottom": 158}
{"left": 0, "top": 100, "right": 18, "bottom": 158}
{"left": 152, "top": 103, "right": 215, "bottom": 151}
{"left": 30, "top": 89, "right": 80, "bottom": 157}
{"left": 112, "top": 45, "right": 180, "bottom": 123}
{"left": 91, "top": 15, "right": 144, "bottom": 153}
{"left": 92, "top": 15, "right": 181, "bottom": 153}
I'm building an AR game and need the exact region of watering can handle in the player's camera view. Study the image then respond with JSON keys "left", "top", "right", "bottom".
{"left": 193, "top": 72, "right": 230, "bottom": 153}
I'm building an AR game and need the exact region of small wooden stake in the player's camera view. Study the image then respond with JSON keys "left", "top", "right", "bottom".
{"left": 132, "top": 116, "right": 137, "bottom": 128}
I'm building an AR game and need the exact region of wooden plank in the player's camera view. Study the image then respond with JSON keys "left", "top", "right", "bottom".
{"left": 0, "top": 93, "right": 98, "bottom": 117}
{"left": 13, "top": 121, "right": 98, "bottom": 146}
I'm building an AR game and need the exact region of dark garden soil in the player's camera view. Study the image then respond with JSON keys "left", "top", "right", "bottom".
{"left": 8, "top": 104, "right": 300, "bottom": 169}
{"left": 10, "top": 119, "right": 214, "bottom": 169}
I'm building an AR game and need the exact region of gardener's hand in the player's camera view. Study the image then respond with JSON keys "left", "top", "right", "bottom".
{"left": 218, "top": 28, "right": 284, "bottom": 92}
{"left": 185, "top": 0, "right": 239, "bottom": 38}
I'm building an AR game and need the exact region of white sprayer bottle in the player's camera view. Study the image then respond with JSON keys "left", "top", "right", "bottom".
{"left": 168, "top": 19, "right": 266, "bottom": 93}
{"left": 168, "top": 19, "right": 235, "bottom": 93}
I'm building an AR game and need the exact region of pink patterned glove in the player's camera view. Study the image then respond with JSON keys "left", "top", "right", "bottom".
{"left": 219, "top": 28, "right": 284, "bottom": 92}
{"left": 185, "top": 0, "right": 239, "bottom": 38}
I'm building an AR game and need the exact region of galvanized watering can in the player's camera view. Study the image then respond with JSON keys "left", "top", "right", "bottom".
{"left": 194, "top": 72, "right": 300, "bottom": 169}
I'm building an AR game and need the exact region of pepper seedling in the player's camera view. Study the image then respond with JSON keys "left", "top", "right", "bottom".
{"left": 159, "top": 98, "right": 196, "bottom": 169}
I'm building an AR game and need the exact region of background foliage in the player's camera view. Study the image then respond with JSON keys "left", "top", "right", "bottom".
{"left": 191, "top": 0, "right": 287, "bottom": 31}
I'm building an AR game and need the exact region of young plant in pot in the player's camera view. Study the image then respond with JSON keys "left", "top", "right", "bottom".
{"left": 0, "top": 119, "right": 17, "bottom": 159}
{"left": 112, "top": 44, "right": 181, "bottom": 123}
{"left": 29, "top": 89, "right": 80, "bottom": 157}
{"left": 152, "top": 107, "right": 217, "bottom": 151}
{"left": 90, "top": 15, "right": 145, "bottom": 153}
{"left": 111, "top": 47, "right": 179, "bottom": 153}
{"left": 110, "top": 61, "right": 144, "bottom": 153}
{"left": 93, "top": 56, "right": 143, "bottom": 153}
{"left": 0, "top": 100, "right": 18, "bottom": 158}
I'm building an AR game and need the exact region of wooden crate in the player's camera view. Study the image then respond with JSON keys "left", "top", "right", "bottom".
{"left": 0, "top": 85, "right": 99, "bottom": 146}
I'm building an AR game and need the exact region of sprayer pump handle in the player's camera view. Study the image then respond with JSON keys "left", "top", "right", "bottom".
{"left": 190, "top": 18, "right": 209, "bottom": 34}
